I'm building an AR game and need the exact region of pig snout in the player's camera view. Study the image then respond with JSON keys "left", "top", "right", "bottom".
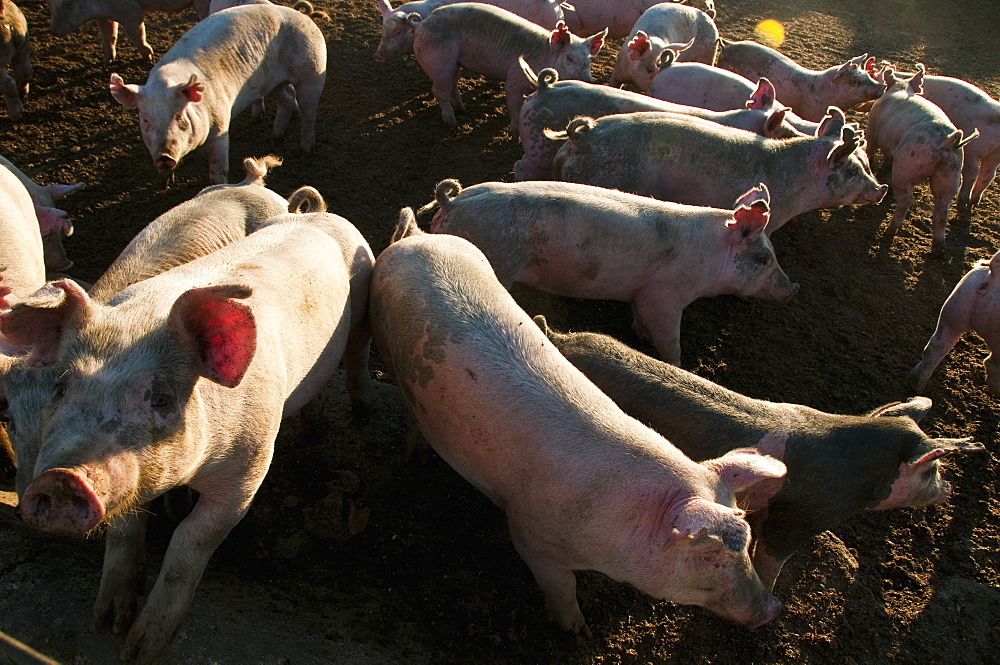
{"left": 714, "top": 587, "right": 782, "bottom": 630}
{"left": 774, "top": 280, "right": 800, "bottom": 303}
{"left": 373, "top": 53, "right": 386, "bottom": 63}
{"left": 746, "top": 592, "right": 783, "bottom": 629}
{"left": 859, "top": 183, "right": 888, "bottom": 204}
{"left": 20, "top": 468, "right": 106, "bottom": 536}
{"left": 153, "top": 155, "right": 177, "bottom": 171}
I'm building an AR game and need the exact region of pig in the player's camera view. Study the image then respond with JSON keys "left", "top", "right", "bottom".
{"left": 516, "top": 62, "right": 803, "bottom": 181}
{"left": 0, "top": 0, "right": 30, "bottom": 121}
{"left": 208, "top": 0, "right": 272, "bottom": 11}
{"left": 0, "top": 211, "right": 374, "bottom": 662}
{"left": 866, "top": 64, "right": 978, "bottom": 255}
{"left": 716, "top": 41, "right": 882, "bottom": 122}
{"left": 422, "top": 178, "right": 798, "bottom": 363}
{"left": 46, "top": 0, "right": 212, "bottom": 65}
{"left": 88, "top": 154, "right": 289, "bottom": 302}
{"left": 909, "top": 251, "right": 1000, "bottom": 395}
{"left": 549, "top": 108, "right": 887, "bottom": 234}
{"left": 410, "top": 3, "right": 606, "bottom": 136}
{"left": 560, "top": 0, "right": 711, "bottom": 39}
{"left": 374, "top": 0, "right": 566, "bottom": 63}
{"left": 109, "top": 2, "right": 327, "bottom": 187}
{"left": 0, "top": 154, "right": 83, "bottom": 274}
{"left": 0, "top": 159, "right": 45, "bottom": 308}
{"left": 608, "top": 1, "right": 719, "bottom": 89}
{"left": 370, "top": 219, "right": 786, "bottom": 635}
{"left": 536, "top": 316, "right": 986, "bottom": 589}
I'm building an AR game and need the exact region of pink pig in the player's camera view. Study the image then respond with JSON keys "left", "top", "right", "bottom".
{"left": 716, "top": 40, "right": 882, "bottom": 122}
{"left": 410, "top": 3, "right": 606, "bottom": 137}
{"left": 109, "top": 3, "right": 327, "bottom": 187}
{"left": 866, "top": 64, "right": 978, "bottom": 255}
{"left": 423, "top": 178, "right": 798, "bottom": 363}
{"left": 2, "top": 211, "right": 374, "bottom": 662}
{"left": 909, "top": 251, "right": 1000, "bottom": 394}
{"left": 561, "top": 0, "right": 713, "bottom": 39}
{"left": 370, "top": 221, "right": 785, "bottom": 636}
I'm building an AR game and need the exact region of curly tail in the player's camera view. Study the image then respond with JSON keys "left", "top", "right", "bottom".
{"left": 543, "top": 116, "right": 595, "bottom": 141}
{"left": 391, "top": 207, "right": 423, "bottom": 243}
{"left": 238, "top": 154, "right": 282, "bottom": 186}
{"left": 417, "top": 178, "right": 462, "bottom": 217}
{"left": 286, "top": 185, "right": 327, "bottom": 213}
{"left": 293, "top": 0, "right": 329, "bottom": 20}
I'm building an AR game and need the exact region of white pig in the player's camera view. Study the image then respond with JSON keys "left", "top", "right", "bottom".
{"left": 0, "top": 0, "right": 30, "bottom": 121}
{"left": 110, "top": 3, "right": 327, "bottom": 187}
{"left": 373, "top": 0, "right": 567, "bottom": 63}
{"left": 46, "top": 0, "right": 212, "bottom": 64}
{"left": 410, "top": 3, "right": 606, "bottom": 136}
{"left": 370, "top": 221, "right": 785, "bottom": 636}
{"left": 909, "top": 250, "right": 1000, "bottom": 395}
{"left": 423, "top": 179, "right": 798, "bottom": 362}
{"left": 561, "top": 0, "right": 710, "bottom": 39}
{"left": 1, "top": 209, "right": 374, "bottom": 663}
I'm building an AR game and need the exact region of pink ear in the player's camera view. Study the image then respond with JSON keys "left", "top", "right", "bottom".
{"left": 909, "top": 448, "right": 947, "bottom": 466}
{"left": 746, "top": 78, "right": 775, "bottom": 110}
{"left": 628, "top": 31, "right": 649, "bottom": 58}
{"left": 109, "top": 73, "right": 141, "bottom": 108}
{"left": 763, "top": 108, "right": 788, "bottom": 138}
{"left": 550, "top": 21, "right": 571, "bottom": 49}
{"left": 587, "top": 28, "right": 607, "bottom": 56}
{"left": 729, "top": 183, "right": 770, "bottom": 240}
{"left": 703, "top": 447, "right": 786, "bottom": 493}
{"left": 0, "top": 279, "right": 92, "bottom": 365}
{"left": 170, "top": 285, "right": 256, "bottom": 388}
{"left": 180, "top": 74, "right": 205, "bottom": 103}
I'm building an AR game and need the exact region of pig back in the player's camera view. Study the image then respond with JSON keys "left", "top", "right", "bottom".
{"left": 370, "top": 233, "right": 698, "bottom": 507}
{"left": 0, "top": 163, "right": 45, "bottom": 304}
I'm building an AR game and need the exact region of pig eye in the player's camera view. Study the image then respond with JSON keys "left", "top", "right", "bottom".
{"left": 174, "top": 113, "right": 189, "bottom": 131}
{"left": 1, "top": 413, "right": 14, "bottom": 436}
{"left": 52, "top": 383, "right": 66, "bottom": 400}
{"left": 150, "top": 391, "right": 175, "bottom": 415}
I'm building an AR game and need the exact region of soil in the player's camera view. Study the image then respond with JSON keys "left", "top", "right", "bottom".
{"left": 0, "top": 0, "right": 998, "bottom": 663}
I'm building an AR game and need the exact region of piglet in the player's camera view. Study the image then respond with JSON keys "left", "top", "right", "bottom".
{"left": 371, "top": 216, "right": 785, "bottom": 636}
{"left": 716, "top": 40, "right": 881, "bottom": 121}
{"left": 1, "top": 211, "right": 374, "bottom": 662}
{"left": 423, "top": 178, "right": 797, "bottom": 362}
{"left": 537, "top": 317, "right": 986, "bottom": 588}
{"left": 410, "top": 3, "right": 606, "bottom": 136}
{"left": 909, "top": 251, "right": 1000, "bottom": 394}
{"left": 110, "top": 3, "right": 327, "bottom": 187}
{"left": 866, "top": 64, "right": 978, "bottom": 255}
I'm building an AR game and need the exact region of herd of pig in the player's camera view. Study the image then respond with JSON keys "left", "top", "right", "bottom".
{"left": 0, "top": 0, "right": 996, "bottom": 662}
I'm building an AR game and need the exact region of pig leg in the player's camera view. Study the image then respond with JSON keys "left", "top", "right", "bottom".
{"left": 90, "top": 511, "right": 149, "bottom": 635}
{"left": 908, "top": 317, "right": 966, "bottom": 392}
{"left": 0, "top": 70, "right": 24, "bottom": 122}
{"left": 119, "top": 20, "right": 155, "bottom": 64}
{"left": 929, "top": 169, "right": 960, "bottom": 256}
{"left": 96, "top": 19, "right": 119, "bottom": 65}
{"left": 203, "top": 132, "right": 231, "bottom": 185}
{"left": 294, "top": 75, "right": 325, "bottom": 153}
{"left": 508, "top": 522, "right": 591, "bottom": 639}
{"left": 957, "top": 156, "right": 981, "bottom": 220}
{"left": 882, "top": 172, "right": 915, "bottom": 243}
{"left": 11, "top": 46, "right": 30, "bottom": 102}
{"left": 984, "top": 351, "right": 1000, "bottom": 396}
{"left": 968, "top": 150, "right": 1000, "bottom": 212}
{"left": 415, "top": 47, "right": 462, "bottom": 129}
{"left": 118, "top": 478, "right": 265, "bottom": 662}
{"left": 632, "top": 291, "right": 684, "bottom": 365}
{"left": 504, "top": 77, "right": 532, "bottom": 139}
{"left": 268, "top": 84, "right": 298, "bottom": 139}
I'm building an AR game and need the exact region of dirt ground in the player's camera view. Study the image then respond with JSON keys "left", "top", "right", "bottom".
{"left": 0, "top": 0, "right": 998, "bottom": 663}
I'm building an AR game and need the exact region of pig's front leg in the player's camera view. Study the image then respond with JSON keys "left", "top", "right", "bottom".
{"left": 0, "top": 71, "right": 23, "bottom": 122}
{"left": 908, "top": 318, "right": 966, "bottom": 392}
{"left": 90, "top": 511, "right": 149, "bottom": 635}
{"left": 509, "top": 524, "right": 591, "bottom": 640}
{"left": 96, "top": 19, "right": 119, "bottom": 65}
{"left": 268, "top": 83, "right": 298, "bottom": 139}
{"left": 119, "top": 19, "right": 155, "bottom": 64}
{"left": 882, "top": 175, "right": 915, "bottom": 243}
{"left": 929, "top": 169, "right": 960, "bottom": 255}
{"left": 504, "top": 77, "right": 532, "bottom": 139}
{"left": 632, "top": 292, "right": 683, "bottom": 365}
{"left": 294, "top": 76, "right": 325, "bottom": 153}
{"left": 118, "top": 486, "right": 257, "bottom": 662}
{"left": 204, "top": 133, "right": 231, "bottom": 185}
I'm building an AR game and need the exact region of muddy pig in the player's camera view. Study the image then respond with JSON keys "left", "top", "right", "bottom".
{"left": 716, "top": 41, "right": 880, "bottom": 122}
{"left": 110, "top": 2, "right": 326, "bottom": 186}
{"left": 0, "top": 210, "right": 374, "bottom": 662}
{"left": 371, "top": 217, "right": 785, "bottom": 636}
{"left": 537, "top": 317, "right": 986, "bottom": 588}
{"left": 550, "top": 108, "right": 886, "bottom": 233}
{"left": 609, "top": 1, "right": 718, "bottom": 89}
{"left": 866, "top": 64, "right": 978, "bottom": 255}
{"left": 423, "top": 179, "right": 797, "bottom": 363}
{"left": 46, "top": 0, "right": 211, "bottom": 64}
{"left": 410, "top": 3, "right": 606, "bottom": 136}
{"left": 374, "top": 0, "right": 566, "bottom": 63}
{"left": 909, "top": 250, "right": 1000, "bottom": 394}
{"left": 516, "top": 63, "right": 803, "bottom": 180}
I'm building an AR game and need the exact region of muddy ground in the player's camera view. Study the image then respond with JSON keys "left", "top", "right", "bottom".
{"left": 0, "top": 0, "right": 997, "bottom": 663}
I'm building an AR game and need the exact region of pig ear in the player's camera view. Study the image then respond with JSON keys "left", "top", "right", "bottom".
{"left": 909, "top": 438, "right": 985, "bottom": 466}
{"left": 628, "top": 31, "right": 650, "bottom": 59}
{"left": 988, "top": 251, "right": 1000, "bottom": 277}
{"left": 109, "top": 73, "right": 141, "bottom": 108}
{"left": 834, "top": 55, "right": 864, "bottom": 79}
{"left": 0, "top": 279, "right": 92, "bottom": 366}
{"left": 817, "top": 106, "right": 846, "bottom": 138}
{"left": 179, "top": 74, "right": 205, "bottom": 104}
{"left": 908, "top": 63, "right": 925, "bottom": 95}
{"left": 533, "top": 314, "right": 553, "bottom": 336}
{"left": 702, "top": 447, "right": 786, "bottom": 494}
{"left": 763, "top": 107, "right": 789, "bottom": 138}
{"left": 827, "top": 125, "right": 863, "bottom": 167}
{"left": 376, "top": 0, "right": 392, "bottom": 18}
{"left": 170, "top": 285, "right": 256, "bottom": 388}
{"left": 746, "top": 78, "right": 776, "bottom": 110}
{"left": 728, "top": 183, "right": 770, "bottom": 241}
{"left": 42, "top": 182, "right": 84, "bottom": 201}
{"left": 586, "top": 28, "right": 608, "bottom": 56}
{"left": 550, "top": 21, "right": 572, "bottom": 50}
{"left": 868, "top": 396, "right": 932, "bottom": 421}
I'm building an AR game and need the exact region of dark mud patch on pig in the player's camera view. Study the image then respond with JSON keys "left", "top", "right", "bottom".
{"left": 0, "top": 0, "right": 998, "bottom": 663}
